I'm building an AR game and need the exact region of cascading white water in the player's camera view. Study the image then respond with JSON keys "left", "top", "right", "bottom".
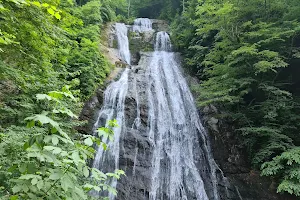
{"left": 92, "top": 68, "right": 129, "bottom": 199}
{"left": 91, "top": 23, "right": 130, "bottom": 200}
{"left": 133, "top": 18, "right": 153, "bottom": 32}
{"left": 92, "top": 19, "right": 230, "bottom": 200}
{"left": 147, "top": 32, "right": 220, "bottom": 200}
{"left": 115, "top": 23, "right": 131, "bottom": 64}
{"left": 155, "top": 31, "right": 172, "bottom": 51}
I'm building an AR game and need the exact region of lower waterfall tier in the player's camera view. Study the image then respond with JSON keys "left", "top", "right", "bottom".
{"left": 92, "top": 51, "right": 236, "bottom": 200}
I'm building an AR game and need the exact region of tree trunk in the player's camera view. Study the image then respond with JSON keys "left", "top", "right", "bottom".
{"left": 127, "top": 0, "right": 131, "bottom": 19}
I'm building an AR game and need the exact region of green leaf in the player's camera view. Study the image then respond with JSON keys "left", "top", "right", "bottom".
{"left": 48, "top": 91, "right": 64, "bottom": 99}
{"left": 94, "top": 186, "right": 101, "bottom": 192}
{"left": 49, "top": 172, "right": 63, "bottom": 180}
{"left": 84, "top": 137, "right": 93, "bottom": 146}
{"left": 23, "top": 142, "right": 30, "bottom": 150}
{"left": 31, "top": 178, "right": 38, "bottom": 185}
{"left": 72, "top": 151, "right": 81, "bottom": 164}
{"left": 102, "top": 143, "right": 107, "bottom": 150}
{"left": 115, "top": 169, "right": 125, "bottom": 176}
{"left": 10, "top": 195, "right": 18, "bottom": 200}
{"left": 25, "top": 112, "right": 58, "bottom": 127}
{"left": 53, "top": 147, "right": 62, "bottom": 154}
{"left": 74, "top": 187, "right": 86, "bottom": 199}
{"left": 47, "top": 8, "right": 55, "bottom": 16}
{"left": 27, "top": 193, "right": 38, "bottom": 199}
{"left": 51, "top": 127, "right": 58, "bottom": 134}
{"left": 97, "top": 129, "right": 107, "bottom": 138}
{"left": 19, "top": 174, "right": 41, "bottom": 180}
{"left": 37, "top": 180, "right": 44, "bottom": 190}
{"left": 83, "top": 166, "right": 89, "bottom": 178}
{"left": 31, "top": 1, "right": 41, "bottom": 7}
{"left": 41, "top": 3, "right": 49, "bottom": 7}
{"left": 12, "top": 185, "right": 22, "bottom": 193}
{"left": 25, "top": 112, "right": 71, "bottom": 140}
{"left": 61, "top": 175, "right": 74, "bottom": 191}
{"left": 53, "top": 108, "right": 77, "bottom": 118}
{"left": 44, "top": 146, "right": 56, "bottom": 151}
{"left": 108, "top": 119, "right": 119, "bottom": 127}
{"left": 26, "top": 120, "right": 35, "bottom": 128}
{"left": 29, "top": 137, "right": 36, "bottom": 146}
{"left": 107, "top": 186, "right": 117, "bottom": 195}
{"left": 36, "top": 94, "right": 52, "bottom": 101}
{"left": 54, "top": 12, "right": 61, "bottom": 20}
{"left": 27, "top": 163, "right": 37, "bottom": 174}
{"left": 8, "top": 164, "right": 18, "bottom": 172}
{"left": 19, "top": 164, "right": 27, "bottom": 173}
{"left": 52, "top": 136, "right": 59, "bottom": 145}
{"left": 83, "top": 183, "right": 94, "bottom": 190}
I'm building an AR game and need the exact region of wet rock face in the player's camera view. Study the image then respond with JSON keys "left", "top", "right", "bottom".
{"left": 78, "top": 88, "right": 104, "bottom": 134}
{"left": 116, "top": 55, "right": 152, "bottom": 200}
{"left": 117, "top": 127, "right": 152, "bottom": 200}
{"left": 152, "top": 19, "right": 169, "bottom": 32}
{"left": 131, "top": 52, "right": 141, "bottom": 65}
{"left": 199, "top": 105, "right": 297, "bottom": 200}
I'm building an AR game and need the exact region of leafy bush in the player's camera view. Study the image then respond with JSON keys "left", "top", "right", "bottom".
{"left": 0, "top": 87, "right": 124, "bottom": 199}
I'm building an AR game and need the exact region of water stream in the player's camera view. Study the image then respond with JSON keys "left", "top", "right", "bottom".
{"left": 92, "top": 19, "right": 228, "bottom": 200}
{"left": 133, "top": 18, "right": 153, "bottom": 32}
{"left": 115, "top": 23, "right": 131, "bottom": 64}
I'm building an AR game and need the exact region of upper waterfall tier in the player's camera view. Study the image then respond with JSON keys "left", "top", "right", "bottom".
{"left": 115, "top": 23, "right": 131, "bottom": 64}
{"left": 155, "top": 31, "right": 172, "bottom": 51}
{"left": 133, "top": 18, "right": 153, "bottom": 32}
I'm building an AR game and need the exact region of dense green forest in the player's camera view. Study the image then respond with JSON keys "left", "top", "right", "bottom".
{"left": 0, "top": 0, "right": 126, "bottom": 199}
{"left": 170, "top": 0, "right": 300, "bottom": 197}
{"left": 1, "top": 0, "right": 300, "bottom": 199}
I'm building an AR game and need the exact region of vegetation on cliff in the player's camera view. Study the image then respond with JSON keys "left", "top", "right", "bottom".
{"left": 169, "top": 0, "right": 300, "bottom": 197}
{"left": 0, "top": 0, "right": 126, "bottom": 199}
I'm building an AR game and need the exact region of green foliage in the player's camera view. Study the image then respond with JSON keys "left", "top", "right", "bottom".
{"left": 0, "top": 0, "right": 120, "bottom": 127}
{"left": 262, "top": 147, "right": 300, "bottom": 196}
{"left": 0, "top": 88, "right": 124, "bottom": 199}
{"left": 171, "top": 0, "right": 300, "bottom": 197}
{"left": 0, "top": 0, "right": 126, "bottom": 199}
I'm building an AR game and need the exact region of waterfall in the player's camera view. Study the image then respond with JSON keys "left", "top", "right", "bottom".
{"left": 91, "top": 68, "right": 129, "bottom": 199}
{"left": 155, "top": 31, "right": 172, "bottom": 51}
{"left": 91, "top": 23, "right": 130, "bottom": 199}
{"left": 147, "top": 32, "right": 220, "bottom": 200}
{"left": 115, "top": 23, "right": 131, "bottom": 64}
{"left": 92, "top": 19, "right": 229, "bottom": 200}
{"left": 133, "top": 18, "right": 152, "bottom": 32}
